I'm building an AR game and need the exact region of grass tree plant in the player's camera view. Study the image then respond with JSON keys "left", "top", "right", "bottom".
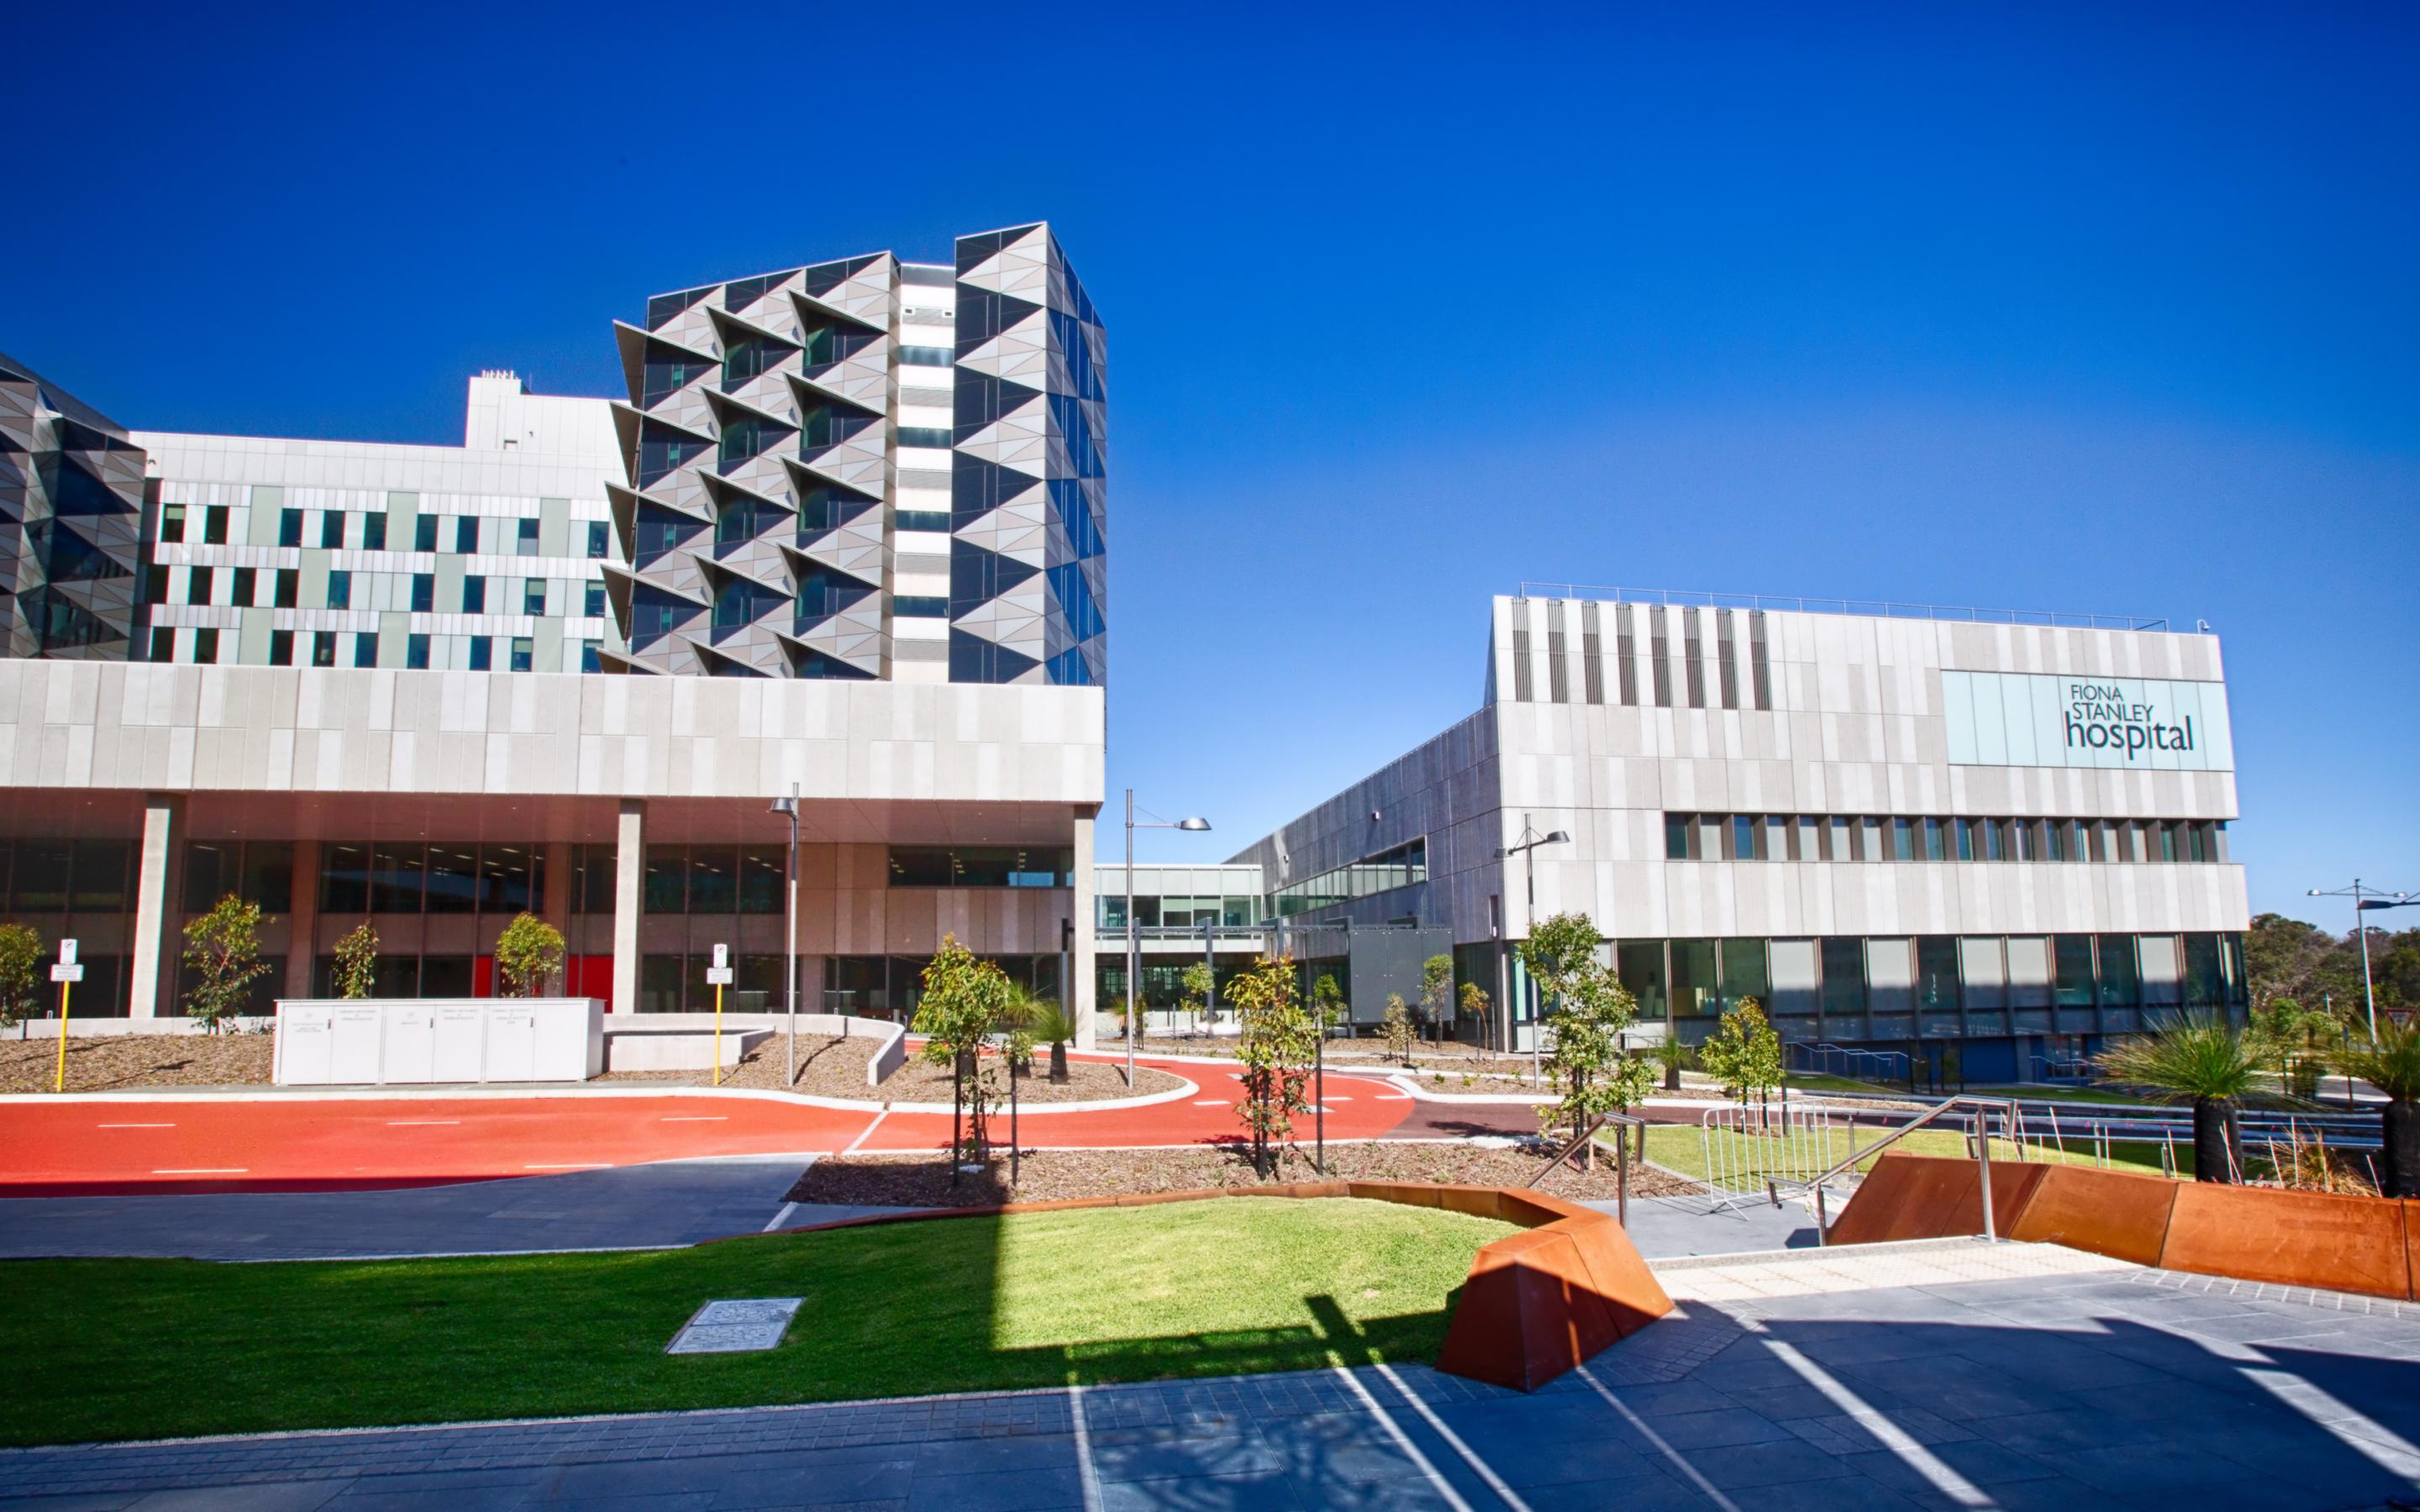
{"left": 2339, "top": 1020, "right": 2420, "bottom": 1197}
{"left": 2098, "top": 1013, "right": 2264, "bottom": 1183}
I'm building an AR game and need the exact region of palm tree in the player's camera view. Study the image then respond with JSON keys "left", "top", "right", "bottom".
{"left": 1649, "top": 1037, "right": 1692, "bottom": 1092}
{"left": 2338, "top": 1020, "right": 2420, "bottom": 1198}
{"left": 2098, "top": 1014, "right": 2262, "bottom": 1183}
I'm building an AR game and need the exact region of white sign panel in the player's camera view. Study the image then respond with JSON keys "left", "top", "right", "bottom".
{"left": 1942, "top": 670, "right": 2233, "bottom": 771}
{"left": 49, "top": 963, "right": 82, "bottom": 983}
{"left": 57, "top": 938, "right": 76, "bottom": 967}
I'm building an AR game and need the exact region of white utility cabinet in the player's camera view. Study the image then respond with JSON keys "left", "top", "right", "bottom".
{"left": 274, "top": 999, "right": 605, "bottom": 1085}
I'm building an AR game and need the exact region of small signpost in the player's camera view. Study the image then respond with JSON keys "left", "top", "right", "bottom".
{"left": 707, "top": 943, "right": 734, "bottom": 1085}
{"left": 50, "top": 938, "right": 82, "bottom": 1094}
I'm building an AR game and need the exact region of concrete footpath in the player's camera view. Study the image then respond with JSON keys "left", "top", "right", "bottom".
{"left": 4, "top": 1244, "right": 2417, "bottom": 1509}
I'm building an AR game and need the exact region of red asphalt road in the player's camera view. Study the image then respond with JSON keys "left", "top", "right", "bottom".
{"left": 0, "top": 1057, "right": 1428, "bottom": 1197}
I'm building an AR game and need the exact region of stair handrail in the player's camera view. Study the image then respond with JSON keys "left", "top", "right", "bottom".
{"left": 1764, "top": 1094, "right": 2021, "bottom": 1246}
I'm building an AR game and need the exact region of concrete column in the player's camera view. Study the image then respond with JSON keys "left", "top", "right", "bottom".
{"left": 127, "top": 795, "right": 183, "bottom": 1020}
{"left": 613, "top": 801, "right": 643, "bottom": 1016}
{"left": 285, "top": 839, "right": 321, "bottom": 998}
{"left": 542, "top": 839, "right": 573, "bottom": 992}
{"left": 1071, "top": 808, "right": 1097, "bottom": 1050}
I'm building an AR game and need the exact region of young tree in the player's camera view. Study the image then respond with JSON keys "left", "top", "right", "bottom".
{"left": 1228, "top": 954, "right": 1320, "bottom": 1179}
{"left": 182, "top": 895, "right": 271, "bottom": 1033}
{"left": 1381, "top": 993, "right": 1417, "bottom": 1065}
{"left": 1178, "top": 961, "right": 1215, "bottom": 1033}
{"left": 1519, "top": 912, "right": 1653, "bottom": 1169}
{"left": 2099, "top": 1015, "right": 2263, "bottom": 1183}
{"left": 1418, "top": 954, "right": 1454, "bottom": 1047}
{"left": 913, "top": 936, "right": 1020, "bottom": 1163}
{"left": 1699, "top": 998, "right": 1785, "bottom": 1125}
{"left": 330, "top": 921, "right": 379, "bottom": 1000}
{"left": 1458, "top": 980, "right": 1491, "bottom": 1059}
{"left": 492, "top": 912, "right": 566, "bottom": 997}
{"left": 0, "top": 922, "right": 43, "bottom": 1034}
{"left": 1312, "top": 973, "right": 1345, "bottom": 1032}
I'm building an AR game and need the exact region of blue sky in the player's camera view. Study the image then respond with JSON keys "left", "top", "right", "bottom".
{"left": 6, "top": 3, "right": 2413, "bottom": 921}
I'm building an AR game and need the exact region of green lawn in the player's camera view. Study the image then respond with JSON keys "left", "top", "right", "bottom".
{"left": 1960, "top": 1084, "right": 2161, "bottom": 1107}
{"left": 1640, "top": 1122, "right": 2190, "bottom": 1189}
{"left": 0, "top": 1198, "right": 1512, "bottom": 1447}
{"left": 1782, "top": 1072, "right": 1900, "bottom": 1094}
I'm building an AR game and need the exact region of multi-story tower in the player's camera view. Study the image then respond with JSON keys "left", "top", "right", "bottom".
{"left": 0, "top": 352, "right": 148, "bottom": 659}
{"left": 608, "top": 222, "right": 1107, "bottom": 685}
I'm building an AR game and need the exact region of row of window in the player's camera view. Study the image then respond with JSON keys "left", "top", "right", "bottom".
{"left": 1100, "top": 894, "right": 1265, "bottom": 930}
{"left": 1270, "top": 838, "right": 1429, "bottom": 918}
{"left": 150, "top": 627, "right": 567, "bottom": 673}
{"left": 155, "top": 565, "right": 608, "bottom": 623}
{"left": 1663, "top": 812, "right": 2230, "bottom": 865}
{"left": 1586, "top": 932, "right": 2248, "bottom": 1025}
{"left": 1510, "top": 602, "right": 1774, "bottom": 713}
{"left": 160, "top": 505, "right": 611, "bottom": 559}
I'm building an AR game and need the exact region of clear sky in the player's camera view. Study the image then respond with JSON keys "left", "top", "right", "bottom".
{"left": 6, "top": 3, "right": 2413, "bottom": 922}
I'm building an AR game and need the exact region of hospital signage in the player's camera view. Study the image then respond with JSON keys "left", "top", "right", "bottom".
{"left": 1942, "top": 670, "right": 2233, "bottom": 772}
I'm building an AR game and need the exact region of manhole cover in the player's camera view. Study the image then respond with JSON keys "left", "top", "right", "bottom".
{"left": 666, "top": 1297, "right": 803, "bottom": 1354}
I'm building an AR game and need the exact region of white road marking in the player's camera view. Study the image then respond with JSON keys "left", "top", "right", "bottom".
{"left": 1067, "top": 1383, "right": 1106, "bottom": 1512}
{"left": 98, "top": 1122, "right": 173, "bottom": 1129}
{"left": 842, "top": 1110, "right": 888, "bottom": 1156}
{"left": 153, "top": 1168, "right": 246, "bottom": 1174}
{"left": 1371, "top": 1362, "right": 1533, "bottom": 1512}
{"left": 1326, "top": 1095, "right": 1353, "bottom": 1101}
{"left": 1576, "top": 1365, "right": 1742, "bottom": 1512}
{"left": 1752, "top": 1325, "right": 1990, "bottom": 1506}
{"left": 1376, "top": 1095, "right": 1413, "bottom": 1101}
{"left": 762, "top": 1200, "right": 799, "bottom": 1233}
{"left": 1192, "top": 1100, "right": 1226, "bottom": 1107}
{"left": 1331, "top": 1367, "right": 1475, "bottom": 1512}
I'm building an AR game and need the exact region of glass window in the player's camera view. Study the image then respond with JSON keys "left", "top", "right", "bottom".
{"left": 1719, "top": 938, "right": 1768, "bottom": 1008}
{"left": 415, "top": 514, "right": 439, "bottom": 552}
{"left": 738, "top": 847, "right": 785, "bottom": 914}
{"left": 1981, "top": 818, "right": 2002, "bottom": 862}
{"left": 1618, "top": 941, "right": 1666, "bottom": 1021}
{"left": 2050, "top": 935, "right": 2095, "bottom": 1007}
{"left": 354, "top": 633, "right": 377, "bottom": 669}
{"left": 275, "top": 568, "right": 298, "bottom": 608}
{"left": 371, "top": 843, "right": 425, "bottom": 913}
{"left": 203, "top": 505, "right": 229, "bottom": 545}
{"left": 479, "top": 845, "right": 538, "bottom": 914}
{"left": 687, "top": 848, "right": 738, "bottom": 913}
{"left": 1891, "top": 817, "right": 1914, "bottom": 862}
{"left": 1915, "top": 936, "right": 1960, "bottom": 1013}
{"left": 639, "top": 953, "right": 684, "bottom": 1013}
{"left": 1665, "top": 814, "right": 1691, "bottom": 860}
{"left": 1819, "top": 937, "right": 1866, "bottom": 1018}
{"left": 516, "top": 517, "right": 539, "bottom": 556}
{"left": 364, "top": 513, "right": 387, "bottom": 551}
{"left": 424, "top": 846, "right": 478, "bottom": 913}
{"left": 269, "top": 628, "right": 293, "bottom": 666}
{"left": 644, "top": 846, "right": 686, "bottom": 912}
{"left": 279, "top": 508, "right": 304, "bottom": 548}
{"left": 455, "top": 516, "right": 479, "bottom": 554}
{"left": 192, "top": 628, "right": 219, "bottom": 664}
{"left": 62, "top": 840, "right": 128, "bottom": 913}
{"left": 1731, "top": 816, "right": 1756, "bottom": 860}
{"left": 2095, "top": 934, "right": 2139, "bottom": 1008}
{"left": 321, "top": 843, "right": 371, "bottom": 913}
{"left": 2181, "top": 932, "right": 2224, "bottom": 1007}
{"left": 584, "top": 581, "right": 606, "bottom": 617}
{"left": 320, "top": 511, "right": 345, "bottom": 549}
{"left": 1922, "top": 817, "right": 1945, "bottom": 863}
{"left": 327, "top": 570, "right": 351, "bottom": 610}
{"left": 580, "top": 642, "right": 601, "bottom": 674}
{"left": 2014, "top": 820, "right": 2038, "bottom": 862}
{"left": 521, "top": 579, "right": 545, "bottom": 615}
{"left": 570, "top": 846, "right": 617, "bottom": 914}
{"left": 587, "top": 521, "right": 610, "bottom": 558}
{"left": 510, "top": 637, "right": 533, "bottom": 673}
{"left": 1861, "top": 816, "right": 1886, "bottom": 861}
{"left": 312, "top": 631, "right": 337, "bottom": 667}
{"left": 467, "top": 637, "right": 492, "bottom": 671}
{"left": 462, "top": 576, "right": 486, "bottom": 613}
{"left": 411, "top": 574, "right": 434, "bottom": 612}
{"left": 231, "top": 566, "right": 256, "bottom": 606}
{"left": 160, "top": 501, "right": 187, "bottom": 543}
{"left": 187, "top": 566, "right": 214, "bottom": 605}
{"left": 407, "top": 633, "right": 430, "bottom": 669}
{"left": 1670, "top": 938, "right": 1717, "bottom": 1018}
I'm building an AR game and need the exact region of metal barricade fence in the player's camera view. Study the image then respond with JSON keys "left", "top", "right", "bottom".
{"left": 1698, "top": 1105, "right": 1864, "bottom": 1213}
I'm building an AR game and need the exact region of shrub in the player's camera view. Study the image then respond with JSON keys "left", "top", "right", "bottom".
{"left": 1699, "top": 999, "right": 1783, "bottom": 1108}
{"left": 1381, "top": 994, "right": 1417, "bottom": 1064}
{"left": 182, "top": 895, "right": 271, "bottom": 1032}
{"left": 492, "top": 913, "right": 565, "bottom": 997}
{"left": 0, "top": 922, "right": 43, "bottom": 1031}
{"left": 331, "top": 921, "right": 378, "bottom": 1000}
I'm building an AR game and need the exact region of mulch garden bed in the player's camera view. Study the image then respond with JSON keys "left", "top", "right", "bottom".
{"left": 785, "top": 1139, "right": 1702, "bottom": 1210}
{"left": 602, "top": 1033, "right": 1186, "bottom": 1104}
{"left": 0, "top": 1032, "right": 275, "bottom": 1094}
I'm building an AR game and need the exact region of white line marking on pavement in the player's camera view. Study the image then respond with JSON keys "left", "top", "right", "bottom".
{"left": 1576, "top": 1365, "right": 1741, "bottom": 1512}
{"left": 1192, "top": 1100, "right": 1226, "bottom": 1107}
{"left": 762, "top": 1201, "right": 798, "bottom": 1233}
{"left": 153, "top": 1168, "right": 246, "bottom": 1174}
{"left": 2244, "top": 1365, "right": 2420, "bottom": 1479}
{"left": 98, "top": 1122, "right": 173, "bottom": 1128}
{"left": 1331, "top": 1367, "right": 1476, "bottom": 1512}
{"left": 1067, "top": 1383, "right": 1106, "bottom": 1512}
{"left": 1371, "top": 1362, "right": 1533, "bottom": 1512}
{"left": 1750, "top": 1324, "right": 1990, "bottom": 1506}
{"left": 660, "top": 1116, "right": 727, "bottom": 1122}
{"left": 1377, "top": 1095, "right": 1413, "bottom": 1101}
{"left": 1326, "top": 1095, "right": 1353, "bottom": 1101}
{"left": 843, "top": 1110, "right": 888, "bottom": 1156}
{"left": 386, "top": 1120, "right": 460, "bottom": 1126}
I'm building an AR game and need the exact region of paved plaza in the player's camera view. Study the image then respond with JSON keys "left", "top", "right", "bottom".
{"left": 5, "top": 1240, "right": 2417, "bottom": 1510}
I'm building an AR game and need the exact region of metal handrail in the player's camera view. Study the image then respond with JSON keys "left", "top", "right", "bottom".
{"left": 1764, "top": 1095, "right": 2019, "bottom": 1245}
{"left": 1526, "top": 1111, "right": 1647, "bottom": 1228}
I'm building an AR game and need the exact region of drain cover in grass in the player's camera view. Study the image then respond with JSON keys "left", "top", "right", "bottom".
{"left": 666, "top": 1297, "right": 804, "bottom": 1355}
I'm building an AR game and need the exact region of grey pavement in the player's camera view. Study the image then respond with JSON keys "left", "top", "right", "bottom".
{"left": 5, "top": 1253, "right": 2417, "bottom": 1509}
{"left": 1590, "top": 1193, "right": 1817, "bottom": 1257}
{"left": 0, "top": 1159, "right": 892, "bottom": 1260}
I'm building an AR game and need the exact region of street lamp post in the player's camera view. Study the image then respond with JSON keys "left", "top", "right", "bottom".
{"left": 2309, "top": 879, "right": 2416, "bottom": 1042}
{"left": 1495, "top": 813, "right": 1570, "bottom": 1088}
{"left": 1124, "top": 790, "right": 1211, "bottom": 1088}
{"left": 769, "top": 786, "right": 800, "bottom": 1085}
